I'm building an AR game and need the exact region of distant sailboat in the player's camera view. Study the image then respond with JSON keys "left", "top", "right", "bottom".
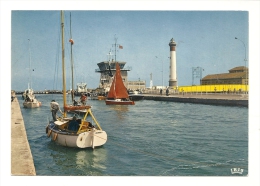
{"left": 106, "top": 62, "right": 135, "bottom": 105}
{"left": 45, "top": 11, "right": 107, "bottom": 149}
{"left": 23, "top": 39, "right": 41, "bottom": 108}
{"left": 128, "top": 90, "right": 144, "bottom": 101}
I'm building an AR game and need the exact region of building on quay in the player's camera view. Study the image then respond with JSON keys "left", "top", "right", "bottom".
{"left": 201, "top": 66, "right": 248, "bottom": 85}
{"left": 175, "top": 66, "right": 249, "bottom": 94}
{"left": 127, "top": 80, "right": 146, "bottom": 90}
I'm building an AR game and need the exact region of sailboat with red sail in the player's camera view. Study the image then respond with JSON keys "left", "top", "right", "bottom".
{"left": 106, "top": 62, "right": 135, "bottom": 105}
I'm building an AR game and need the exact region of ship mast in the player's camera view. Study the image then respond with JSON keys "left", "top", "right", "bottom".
{"left": 28, "top": 39, "right": 32, "bottom": 90}
{"left": 69, "top": 12, "right": 75, "bottom": 103}
{"left": 61, "top": 10, "right": 67, "bottom": 117}
{"left": 114, "top": 35, "right": 118, "bottom": 63}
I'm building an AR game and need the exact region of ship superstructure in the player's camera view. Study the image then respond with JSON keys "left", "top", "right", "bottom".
{"left": 76, "top": 82, "right": 87, "bottom": 93}
{"left": 95, "top": 61, "right": 131, "bottom": 92}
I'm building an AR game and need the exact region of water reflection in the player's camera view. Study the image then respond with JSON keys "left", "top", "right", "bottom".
{"left": 107, "top": 105, "right": 129, "bottom": 120}
{"left": 47, "top": 142, "right": 108, "bottom": 176}
{"left": 75, "top": 148, "right": 107, "bottom": 172}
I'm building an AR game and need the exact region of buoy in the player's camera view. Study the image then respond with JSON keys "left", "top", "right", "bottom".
{"left": 47, "top": 129, "right": 52, "bottom": 137}
{"left": 53, "top": 132, "right": 58, "bottom": 141}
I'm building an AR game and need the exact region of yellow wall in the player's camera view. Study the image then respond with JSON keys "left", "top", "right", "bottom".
{"left": 177, "top": 84, "right": 249, "bottom": 93}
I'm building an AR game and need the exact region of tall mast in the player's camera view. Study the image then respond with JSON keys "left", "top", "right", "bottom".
{"left": 61, "top": 10, "right": 67, "bottom": 116}
{"left": 69, "top": 12, "right": 75, "bottom": 102}
{"left": 28, "top": 39, "right": 32, "bottom": 89}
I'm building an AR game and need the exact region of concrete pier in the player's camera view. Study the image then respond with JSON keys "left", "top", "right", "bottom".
{"left": 143, "top": 93, "right": 248, "bottom": 107}
{"left": 11, "top": 91, "right": 36, "bottom": 175}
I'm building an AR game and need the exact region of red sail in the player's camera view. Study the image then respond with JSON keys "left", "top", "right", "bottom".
{"left": 107, "top": 63, "right": 129, "bottom": 99}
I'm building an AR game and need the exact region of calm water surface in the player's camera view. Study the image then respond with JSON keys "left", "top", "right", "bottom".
{"left": 18, "top": 94, "right": 248, "bottom": 176}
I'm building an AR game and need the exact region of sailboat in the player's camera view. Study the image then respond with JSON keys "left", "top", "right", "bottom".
{"left": 23, "top": 39, "right": 41, "bottom": 108}
{"left": 106, "top": 62, "right": 135, "bottom": 105}
{"left": 45, "top": 11, "right": 107, "bottom": 149}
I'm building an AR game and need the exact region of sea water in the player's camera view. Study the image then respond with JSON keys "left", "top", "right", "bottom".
{"left": 18, "top": 94, "right": 248, "bottom": 176}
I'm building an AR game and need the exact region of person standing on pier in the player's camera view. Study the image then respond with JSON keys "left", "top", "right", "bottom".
{"left": 11, "top": 95, "right": 15, "bottom": 102}
{"left": 166, "top": 88, "right": 169, "bottom": 96}
{"left": 50, "top": 100, "right": 63, "bottom": 121}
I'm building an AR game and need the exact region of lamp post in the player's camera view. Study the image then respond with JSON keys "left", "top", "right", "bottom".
{"left": 155, "top": 56, "right": 163, "bottom": 89}
{"left": 235, "top": 37, "right": 247, "bottom": 93}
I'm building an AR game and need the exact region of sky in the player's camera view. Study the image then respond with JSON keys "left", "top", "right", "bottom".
{"left": 9, "top": 7, "right": 250, "bottom": 91}
{"left": 1, "top": 1, "right": 260, "bottom": 186}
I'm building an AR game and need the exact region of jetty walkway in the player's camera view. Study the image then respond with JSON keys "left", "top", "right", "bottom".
{"left": 11, "top": 91, "right": 36, "bottom": 175}
{"left": 143, "top": 93, "right": 248, "bottom": 107}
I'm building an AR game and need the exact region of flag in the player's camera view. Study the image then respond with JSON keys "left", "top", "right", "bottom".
{"left": 69, "top": 39, "right": 74, "bottom": 45}
{"left": 119, "top": 45, "right": 123, "bottom": 49}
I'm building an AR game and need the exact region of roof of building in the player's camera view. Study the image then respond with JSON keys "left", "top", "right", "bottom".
{"left": 202, "top": 66, "right": 248, "bottom": 80}
{"left": 96, "top": 61, "right": 130, "bottom": 72}
{"left": 229, "top": 66, "right": 248, "bottom": 72}
{"left": 97, "top": 61, "right": 126, "bottom": 65}
{"left": 202, "top": 72, "right": 246, "bottom": 80}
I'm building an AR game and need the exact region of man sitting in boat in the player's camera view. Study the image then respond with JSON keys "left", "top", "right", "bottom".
{"left": 25, "top": 95, "right": 30, "bottom": 102}
{"left": 68, "top": 116, "right": 79, "bottom": 131}
{"left": 80, "top": 93, "right": 87, "bottom": 105}
{"left": 50, "top": 100, "right": 63, "bottom": 121}
{"left": 73, "top": 99, "right": 78, "bottom": 106}
{"left": 88, "top": 122, "right": 95, "bottom": 129}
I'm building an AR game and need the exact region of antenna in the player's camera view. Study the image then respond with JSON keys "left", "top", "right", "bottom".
{"left": 114, "top": 34, "right": 118, "bottom": 62}
{"left": 107, "top": 49, "right": 113, "bottom": 62}
{"left": 112, "top": 34, "right": 122, "bottom": 63}
{"left": 107, "top": 49, "right": 113, "bottom": 77}
{"left": 192, "top": 67, "right": 203, "bottom": 85}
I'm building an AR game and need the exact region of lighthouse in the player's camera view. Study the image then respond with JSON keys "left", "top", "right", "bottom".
{"left": 169, "top": 38, "right": 177, "bottom": 87}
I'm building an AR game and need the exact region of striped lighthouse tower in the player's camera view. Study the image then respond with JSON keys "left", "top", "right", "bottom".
{"left": 169, "top": 38, "right": 177, "bottom": 87}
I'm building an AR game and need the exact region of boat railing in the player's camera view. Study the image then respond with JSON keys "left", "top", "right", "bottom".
{"left": 95, "top": 66, "right": 132, "bottom": 72}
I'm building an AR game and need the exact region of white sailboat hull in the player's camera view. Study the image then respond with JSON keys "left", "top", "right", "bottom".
{"left": 23, "top": 88, "right": 41, "bottom": 108}
{"left": 47, "top": 125, "right": 107, "bottom": 148}
{"left": 23, "top": 100, "right": 41, "bottom": 108}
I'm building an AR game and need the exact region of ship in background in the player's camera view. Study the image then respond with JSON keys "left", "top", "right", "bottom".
{"left": 95, "top": 60, "right": 132, "bottom": 92}
{"left": 74, "top": 82, "right": 89, "bottom": 96}
{"left": 95, "top": 50, "right": 145, "bottom": 95}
